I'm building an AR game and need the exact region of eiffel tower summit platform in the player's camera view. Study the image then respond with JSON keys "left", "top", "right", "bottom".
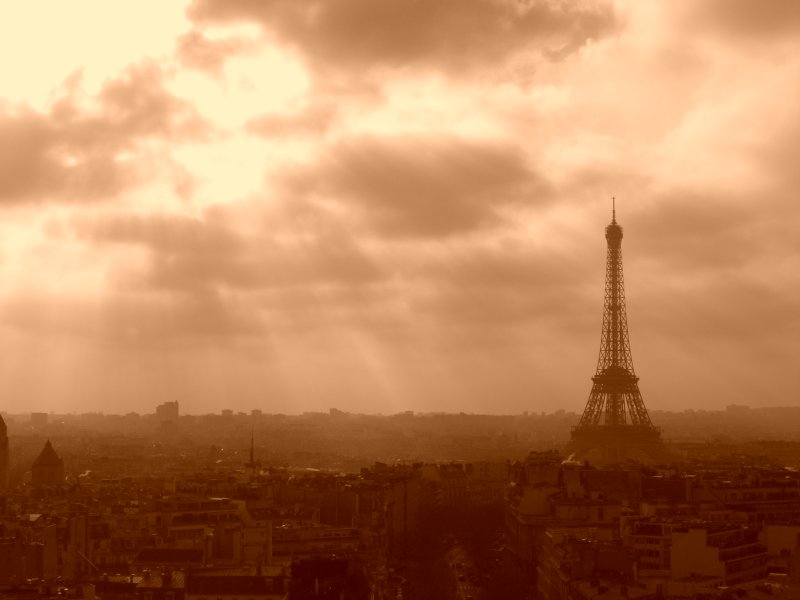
{"left": 567, "top": 203, "right": 669, "bottom": 465}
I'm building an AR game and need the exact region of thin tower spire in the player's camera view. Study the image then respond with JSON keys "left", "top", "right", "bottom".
{"left": 250, "top": 429, "right": 254, "bottom": 468}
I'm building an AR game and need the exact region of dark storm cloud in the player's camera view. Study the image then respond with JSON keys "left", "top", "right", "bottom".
{"left": 756, "top": 120, "right": 800, "bottom": 196}
{"left": 65, "top": 203, "right": 585, "bottom": 349}
{"left": 73, "top": 212, "right": 241, "bottom": 256}
{"left": 410, "top": 243, "right": 595, "bottom": 331}
{"left": 408, "top": 280, "right": 593, "bottom": 356}
{"left": 431, "top": 245, "right": 590, "bottom": 292}
{"left": 620, "top": 187, "right": 800, "bottom": 362}
{"left": 71, "top": 207, "right": 383, "bottom": 294}
{"left": 630, "top": 194, "right": 754, "bottom": 271}
{"left": 145, "top": 230, "right": 382, "bottom": 293}
{"left": 187, "top": 0, "right": 618, "bottom": 73}
{"left": 281, "top": 135, "right": 547, "bottom": 237}
{"left": 175, "top": 30, "right": 256, "bottom": 74}
{"left": 630, "top": 88, "right": 800, "bottom": 273}
{"left": 651, "top": 277, "right": 799, "bottom": 340}
{"left": 688, "top": 0, "right": 800, "bottom": 39}
{"left": 0, "top": 62, "right": 208, "bottom": 203}
{"left": 92, "top": 62, "right": 207, "bottom": 140}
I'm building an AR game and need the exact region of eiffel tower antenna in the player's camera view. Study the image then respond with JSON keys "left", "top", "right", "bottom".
{"left": 567, "top": 205, "right": 666, "bottom": 463}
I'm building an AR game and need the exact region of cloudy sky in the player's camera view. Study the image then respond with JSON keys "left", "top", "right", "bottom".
{"left": 0, "top": 0, "right": 797, "bottom": 416}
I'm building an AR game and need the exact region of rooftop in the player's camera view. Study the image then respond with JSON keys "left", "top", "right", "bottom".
{"left": 32, "top": 440, "right": 63, "bottom": 468}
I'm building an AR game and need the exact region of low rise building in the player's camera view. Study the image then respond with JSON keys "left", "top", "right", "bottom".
{"left": 670, "top": 523, "right": 768, "bottom": 587}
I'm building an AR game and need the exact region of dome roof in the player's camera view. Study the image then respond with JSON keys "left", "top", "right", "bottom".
{"left": 33, "top": 440, "right": 63, "bottom": 468}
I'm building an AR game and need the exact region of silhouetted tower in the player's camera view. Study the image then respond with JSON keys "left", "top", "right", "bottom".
{"left": 245, "top": 428, "right": 258, "bottom": 475}
{"left": 569, "top": 203, "right": 666, "bottom": 463}
{"left": 0, "top": 415, "right": 8, "bottom": 489}
{"left": 32, "top": 439, "right": 65, "bottom": 486}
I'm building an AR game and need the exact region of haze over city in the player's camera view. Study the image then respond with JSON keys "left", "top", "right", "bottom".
{"left": 0, "top": 0, "right": 798, "bottom": 415}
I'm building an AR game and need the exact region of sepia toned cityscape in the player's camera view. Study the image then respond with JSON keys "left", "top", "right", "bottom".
{"left": 1, "top": 1, "right": 799, "bottom": 599}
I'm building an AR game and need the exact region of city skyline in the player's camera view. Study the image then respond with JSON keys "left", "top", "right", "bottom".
{"left": 0, "top": 1, "right": 798, "bottom": 415}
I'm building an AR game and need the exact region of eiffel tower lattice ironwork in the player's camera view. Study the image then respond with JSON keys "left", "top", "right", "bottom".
{"left": 569, "top": 202, "right": 665, "bottom": 462}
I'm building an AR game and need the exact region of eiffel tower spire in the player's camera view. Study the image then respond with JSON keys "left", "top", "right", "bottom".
{"left": 569, "top": 203, "right": 665, "bottom": 463}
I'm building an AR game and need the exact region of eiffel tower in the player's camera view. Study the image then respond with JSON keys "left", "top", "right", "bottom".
{"left": 568, "top": 202, "right": 667, "bottom": 464}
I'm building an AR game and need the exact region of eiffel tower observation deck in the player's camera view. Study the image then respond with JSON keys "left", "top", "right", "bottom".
{"left": 568, "top": 203, "right": 668, "bottom": 464}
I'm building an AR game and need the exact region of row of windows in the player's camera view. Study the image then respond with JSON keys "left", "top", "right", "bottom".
{"left": 726, "top": 554, "right": 768, "bottom": 574}
{"left": 630, "top": 536, "right": 664, "bottom": 545}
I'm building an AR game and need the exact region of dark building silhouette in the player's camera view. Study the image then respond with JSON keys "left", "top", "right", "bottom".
{"left": 30, "top": 412, "right": 48, "bottom": 428}
{"left": 31, "top": 439, "right": 65, "bottom": 486}
{"left": 245, "top": 429, "right": 259, "bottom": 475}
{"left": 156, "top": 401, "right": 179, "bottom": 431}
{"left": 0, "top": 415, "right": 8, "bottom": 489}
{"left": 568, "top": 205, "right": 667, "bottom": 464}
